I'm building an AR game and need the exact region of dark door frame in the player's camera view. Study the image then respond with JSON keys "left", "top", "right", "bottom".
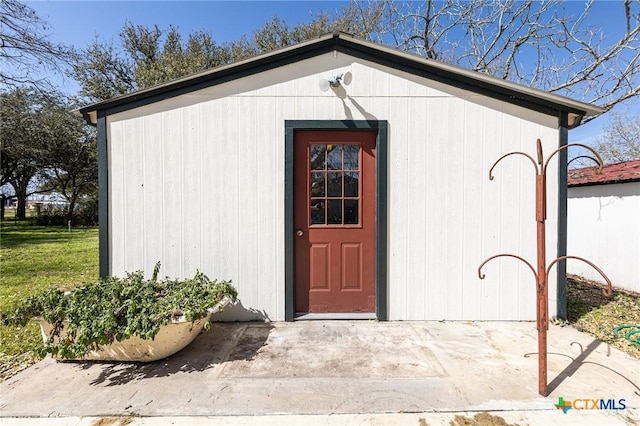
{"left": 285, "top": 120, "right": 388, "bottom": 321}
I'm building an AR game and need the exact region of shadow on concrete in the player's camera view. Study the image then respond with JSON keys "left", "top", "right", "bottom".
{"left": 66, "top": 322, "right": 273, "bottom": 387}
{"left": 526, "top": 339, "right": 640, "bottom": 396}
{"left": 214, "top": 300, "right": 272, "bottom": 322}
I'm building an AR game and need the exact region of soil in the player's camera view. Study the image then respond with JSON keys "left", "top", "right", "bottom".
{"left": 449, "top": 412, "right": 521, "bottom": 426}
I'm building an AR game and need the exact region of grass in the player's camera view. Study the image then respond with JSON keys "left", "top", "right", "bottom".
{"left": 566, "top": 275, "right": 640, "bottom": 359}
{"left": 0, "top": 221, "right": 98, "bottom": 379}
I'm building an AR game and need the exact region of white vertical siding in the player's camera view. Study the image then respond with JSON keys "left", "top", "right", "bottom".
{"left": 498, "top": 115, "right": 523, "bottom": 319}
{"left": 142, "top": 115, "right": 163, "bottom": 274}
{"left": 461, "top": 102, "right": 486, "bottom": 320}
{"left": 387, "top": 97, "right": 408, "bottom": 319}
{"left": 107, "top": 52, "right": 560, "bottom": 321}
{"left": 423, "top": 96, "right": 448, "bottom": 320}
{"left": 161, "top": 108, "right": 183, "bottom": 277}
{"left": 237, "top": 96, "right": 258, "bottom": 311}
{"left": 480, "top": 108, "right": 503, "bottom": 320}
{"left": 181, "top": 105, "right": 202, "bottom": 276}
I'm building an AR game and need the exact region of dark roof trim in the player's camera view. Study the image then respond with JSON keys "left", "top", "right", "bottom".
{"left": 80, "top": 32, "right": 603, "bottom": 127}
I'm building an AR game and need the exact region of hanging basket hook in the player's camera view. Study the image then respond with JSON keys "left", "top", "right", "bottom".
{"left": 478, "top": 253, "right": 538, "bottom": 282}
{"left": 488, "top": 151, "right": 540, "bottom": 181}
{"left": 546, "top": 256, "right": 613, "bottom": 297}
{"left": 543, "top": 143, "right": 604, "bottom": 178}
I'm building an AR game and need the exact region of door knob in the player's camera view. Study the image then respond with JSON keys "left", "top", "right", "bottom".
{"left": 296, "top": 229, "right": 304, "bottom": 237}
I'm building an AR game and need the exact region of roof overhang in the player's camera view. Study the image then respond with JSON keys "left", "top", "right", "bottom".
{"left": 80, "top": 32, "right": 603, "bottom": 128}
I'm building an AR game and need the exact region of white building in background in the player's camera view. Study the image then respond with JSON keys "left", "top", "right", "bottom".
{"left": 567, "top": 160, "right": 640, "bottom": 293}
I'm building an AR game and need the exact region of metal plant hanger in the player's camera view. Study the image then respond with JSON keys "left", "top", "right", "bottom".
{"left": 478, "top": 139, "right": 613, "bottom": 397}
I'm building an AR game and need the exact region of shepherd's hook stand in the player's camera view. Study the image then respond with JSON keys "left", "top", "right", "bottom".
{"left": 478, "top": 139, "right": 613, "bottom": 397}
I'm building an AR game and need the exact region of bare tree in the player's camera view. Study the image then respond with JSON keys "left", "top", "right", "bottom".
{"left": 593, "top": 110, "right": 640, "bottom": 163}
{"left": 0, "top": 0, "right": 74, "bottom": 90}
{"left": 377, "top": 0, "right": 640, "bottom": 121}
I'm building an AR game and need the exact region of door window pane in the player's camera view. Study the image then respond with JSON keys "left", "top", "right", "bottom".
{"left": 327, "top": 200, "right": 342, "bottom": 224}
{"left": 327, "top": 145, "right": 343, "bottom": 170}
{"left": 344, "top": 172, "right": 359, "bottom": 197}
{"left": 344, "top": 199, "right": 358, "bottom": 224}
{"left": 310, "top": 200, "right": 325, "bottom": 224}
{"left": 327, "top": 172, "right": 342, "bottom": 197}
{"left": 343, "top": 145, "right": 359, "bottom": 170}
{"left": 310, "top": 145, "right": 326, "bottom": 170}
{"left": 310, "top": 173, "right": 325, "bottom": 197}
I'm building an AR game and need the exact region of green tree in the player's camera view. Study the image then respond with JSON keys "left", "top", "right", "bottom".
{"left": 234, "top": 3, "right": 387, "bottom": 56}
{"left": 0, "top": 88, "right": 50, "bottom": 219}
{"left": 0, "top": 89, "right": 97, "bottom": 221}
{"left": 128, "top": 24, "right": 234, "bottom": 89}
{"left": 71, "top": 23, "right": 233, "bottom": 102}
{"left": 70, "top": 3, "right": 388, "bottom": 102}
{"left": 40, "top": 99, "right": 98, "bottom": 223}
{"left": 69, "top": 39, "right": 136, "bottom": 103}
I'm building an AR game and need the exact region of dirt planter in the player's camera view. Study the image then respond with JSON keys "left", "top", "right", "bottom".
{"left": 36, "top": 297, "right": 231, "bottom": 362}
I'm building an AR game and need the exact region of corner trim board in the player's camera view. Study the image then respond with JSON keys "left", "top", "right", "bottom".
{"left": 556, "top": 112, "right": 569, "bottom": 319}
{"left": 97, "top": 113, "right": 109, "bottom": 279}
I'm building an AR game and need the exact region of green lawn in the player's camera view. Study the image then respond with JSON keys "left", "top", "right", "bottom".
{"left": 0, "top": 223, "right": 98, "bottom": 378}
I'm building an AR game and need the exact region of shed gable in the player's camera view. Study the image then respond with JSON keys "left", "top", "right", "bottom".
{"left": 82, "top": 32, "right": 602, "bottom": 127}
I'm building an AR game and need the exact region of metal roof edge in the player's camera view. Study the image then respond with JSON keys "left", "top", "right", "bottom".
{"left": 339, "top": 35, "right": 603, "bottom": 119}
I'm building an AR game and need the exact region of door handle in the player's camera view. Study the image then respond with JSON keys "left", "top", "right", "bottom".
{"left": 296, "top": 229, "right": 304, "bottom": 237}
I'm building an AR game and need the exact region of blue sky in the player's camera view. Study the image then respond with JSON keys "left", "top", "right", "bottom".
{"left": 29, "top": 1, "right": 340, "bottom": 46}
{"left": 25, "top": 0, "right": 637, "bottom": 146}
{"left": 28, "top": 0, "right": 344, "bottom": 92}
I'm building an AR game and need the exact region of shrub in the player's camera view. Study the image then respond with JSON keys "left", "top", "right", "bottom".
{"left": 33, "top": 201, "right": 99, "bottom": 227}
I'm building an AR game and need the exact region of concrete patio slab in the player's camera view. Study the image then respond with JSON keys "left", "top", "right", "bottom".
{"left": 1, "top": 321, "right": 638, "bottom": 424}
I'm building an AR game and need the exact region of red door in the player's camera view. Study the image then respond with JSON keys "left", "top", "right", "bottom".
{"left": 294, "top": 130, "right": 376, "bottom": 313}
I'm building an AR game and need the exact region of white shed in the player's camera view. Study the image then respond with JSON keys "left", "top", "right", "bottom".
{"left": 567, "top": 160, "right": 640, "bottom": 293}
{"left": 80, "top": 33, "right": 602, "bottom": 321}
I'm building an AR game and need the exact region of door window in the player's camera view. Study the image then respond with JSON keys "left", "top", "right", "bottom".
{"left": 309, "top": 143, "right": 360, "bottom": 226}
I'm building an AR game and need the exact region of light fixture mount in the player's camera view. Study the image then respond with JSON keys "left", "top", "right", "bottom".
{"left": 319, "top": 74, "right": 344, "bottom": 92}
{"left": 328, "top": 74, "right": 343, "bottom": 87}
